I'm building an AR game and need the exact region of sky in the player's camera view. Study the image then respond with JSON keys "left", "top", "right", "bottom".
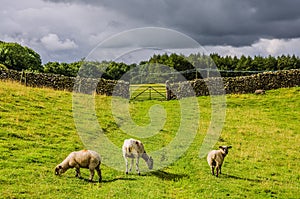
{"left": 1, "top": 0, "right": 300, "bottom": 64}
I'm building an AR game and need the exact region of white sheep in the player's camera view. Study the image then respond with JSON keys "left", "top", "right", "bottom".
{"left": 207, "top": 146, "right": 232, "bottom": 177}
{"left": 55, "top": 149, "right": 102, "bottom": 182}
{"left": 254, "top": 89, "right": 266, "bottom": 95}
{"left": 122, "top": 138, "right": 153, "bottom": 175}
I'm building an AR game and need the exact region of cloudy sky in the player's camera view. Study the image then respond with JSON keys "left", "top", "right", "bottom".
{"left": 1, "top": 0, "right": 300, "bottom": 63}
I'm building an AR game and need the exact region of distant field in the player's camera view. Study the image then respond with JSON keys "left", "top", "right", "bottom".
{"left": 0, "top": 81, "right": 299, "bottom": 198}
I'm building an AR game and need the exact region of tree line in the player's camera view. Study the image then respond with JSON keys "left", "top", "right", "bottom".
{"left": 1, "top": 41, "right": 300, "bottom": 81}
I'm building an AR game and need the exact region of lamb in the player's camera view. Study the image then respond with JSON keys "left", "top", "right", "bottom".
{"left": 55, "top": 149, "right": 102, "bottom": 182}
{"left": 207, "top": 146, "right": 232, "bottom": 177}
{"left": 122, "top": 138, "right": 153, "bottom": 175}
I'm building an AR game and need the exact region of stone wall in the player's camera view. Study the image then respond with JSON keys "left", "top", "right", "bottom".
{"left": 1, "top": 69, "right": 299, "bottom": 100}
{"left": 166, "top": 69, "right": 300, "bottom": 99}
{"left": 0, "top": 69, "right": 129, "bottom": 98}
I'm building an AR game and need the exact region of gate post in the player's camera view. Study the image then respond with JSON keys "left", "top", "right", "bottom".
{"left": 166, "top": 80, "right": 172, "bottom": 100}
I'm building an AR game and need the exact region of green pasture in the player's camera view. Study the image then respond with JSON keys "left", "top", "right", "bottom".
{"left": 0, "top": 81, "right": 299, "bottom": 198}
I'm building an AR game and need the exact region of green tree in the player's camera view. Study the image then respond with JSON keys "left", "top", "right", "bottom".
{"left": 77, "top": 61, "right": 104, "bottom": 78}
{"left": 103, "top": 62, "right": 131, "bottom": 80}
{"left": 43, "top": 61, "right": 83, "bottom": 77}
{"left": 265, "top": 55, "right": 278, "bottom": 71}
{"left": 251, "top": 56, "right": 264, "bottom": 71}
{"left": 0, "top": 41, "right": 42, "bottom": 71}
{"left": 43, "top": 62, "right": 61, "bottom": 74}
{"left": 148, "top": 53, "right": 195, "bottom": 80}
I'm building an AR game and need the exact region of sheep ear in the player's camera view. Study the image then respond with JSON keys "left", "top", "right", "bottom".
{"left": 228, "top": 146, "right": 232, "bottom": 149}
{"left": 219, "top": 146, "right": 223, "bottom": 149}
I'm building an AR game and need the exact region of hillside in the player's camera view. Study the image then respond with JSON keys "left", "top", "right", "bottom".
{"left": 0, "top": 81, "right": 299, "bottom": 198}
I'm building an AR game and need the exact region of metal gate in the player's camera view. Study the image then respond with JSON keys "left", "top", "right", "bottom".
{"left": 130, "top": 84, "right": 166, "bottom": 100}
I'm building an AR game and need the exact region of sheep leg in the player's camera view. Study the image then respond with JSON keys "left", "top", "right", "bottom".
{"left": 124, "top": 156, "right": 129, "bottom": 174}
{"left": 216, "top": 166, "right": 220, "bottom": 177}
{"left": 210, "top": 166, "right": 215, "bottom": 176}
{"left": 136, "top": 157, "right": 140, "bottom": 175}
{"left": 96, "top": 166, "right": 102, "bottom": 182}
{"left": 209, "top": 160, "right": 216, "bottom": 176}
{"left": 75, "top": 167, "right": 81, "bottom": 178}
{"left": 89, "top": 169, "right": 95, "bottom": 182}
{"left": 219, "top": 166, "right": 222, "bottom": 174}
{"left": 129, "top": 158, "right": 134, "bottom": 172}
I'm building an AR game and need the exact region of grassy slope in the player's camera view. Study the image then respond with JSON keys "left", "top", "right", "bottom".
{"left": 0, "top": 81, "right": 299, "bottom": 198}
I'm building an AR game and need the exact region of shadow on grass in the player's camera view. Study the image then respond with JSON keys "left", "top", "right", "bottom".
{"left": 77, "top": 176, "right": 137, "bottom": 183}
{"left": 222, "top": 173, "right": 263, "bottom": 183}
{"left": 149, "top": 170, "right": 188, "bottom": 181}
{"left": 101, "top": 177, "right": 137, "bottom": 183}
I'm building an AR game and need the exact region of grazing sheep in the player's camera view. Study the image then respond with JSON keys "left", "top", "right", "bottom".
{"left": 254, "top": 89, "right": 265, "bottom": 95}
{"left": 55, "top": 149, "right": 102, "bottom": 182}
{"left": 207, "top": 146, "right": 232, "bottom": 177}
{"left": 122, "top": 138, "right": 153, "bottom": 175}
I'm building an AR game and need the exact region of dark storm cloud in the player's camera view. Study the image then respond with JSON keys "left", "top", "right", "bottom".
{"left": 2, "top": 0, "right": 300, "bottom": 63}
{"left": 43, "top": 0, "right": 300, "bottom": 46}
{"left": 99, "top": 27, "right": 200, "bottom": 49}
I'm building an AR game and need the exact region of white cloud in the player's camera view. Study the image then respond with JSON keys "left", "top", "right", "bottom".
{"left": 41, "top": 33, "right": 78, "bottom": 51}
{"left": 253, "top": 38, "right": 300, "bottom": 56}
{"left": 205, "top": 38, "right": 300, "bottom": 57}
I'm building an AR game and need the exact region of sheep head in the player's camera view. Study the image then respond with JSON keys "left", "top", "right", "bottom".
{"left": 141, "top": 152, "right": 153, "bottom": 170}
{"left": 55, "top": 165, "right": 66, "bottom": 175}
{"left": 219, "top": 146, "right": 232, "bottom": 155}
{"left": 147, "top": 156, "right": 154, "bottom": 170}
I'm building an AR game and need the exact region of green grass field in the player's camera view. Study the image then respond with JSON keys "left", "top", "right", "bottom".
{"left": 0, "top": 81, "right": 299, "bottom": 198}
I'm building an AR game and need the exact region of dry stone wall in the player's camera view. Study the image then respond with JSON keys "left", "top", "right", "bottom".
{"left": 1, "top": 69, "right": 299, "bottom": 100}
{"left": 166, "top": 69, "right": 300, "bottom": 99}
{"left": 0, "top": 69, "right": 129, "bottom": 98}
